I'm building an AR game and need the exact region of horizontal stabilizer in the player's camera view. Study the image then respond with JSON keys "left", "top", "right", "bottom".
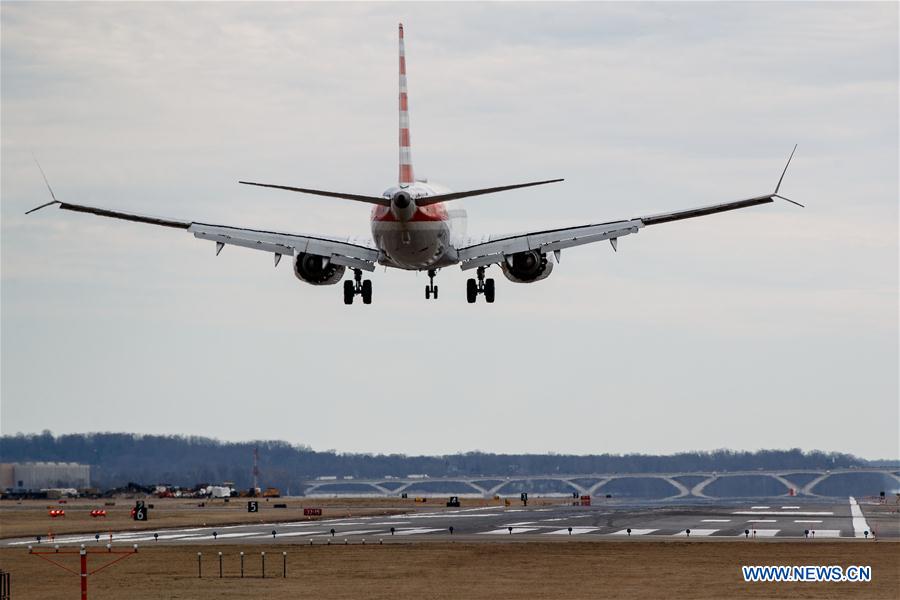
{"left": 416, "top": 178, "right": 564, "bottom": 206}
{"left": 239, "top": 181, "right": 390, "bottom": 206}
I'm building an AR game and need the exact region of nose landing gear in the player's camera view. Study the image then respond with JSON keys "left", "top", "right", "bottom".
{"left": 425, "top": 269, "right": 439, "bottom": 300}
{"left": 466, "top": 266, "right": 495, "bottom": 303}
{"left": 343, "top": 269, "right": 373, "bottom": 305}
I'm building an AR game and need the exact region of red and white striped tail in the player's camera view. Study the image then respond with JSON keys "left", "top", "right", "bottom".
{"left": 398, "top": 23, "right": 415, "bottom": 186}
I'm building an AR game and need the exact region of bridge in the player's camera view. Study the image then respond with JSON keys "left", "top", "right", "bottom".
{"left": 302, "top": 468, "right": 900, "bottom": 500}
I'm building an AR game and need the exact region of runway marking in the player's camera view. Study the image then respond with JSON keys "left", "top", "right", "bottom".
{"left": 479, "top": 527, "right": 539, "bottom": 535}
{"left": 192, "top": 532, "right": 258, "bottom": 541}
{"left": 406, "top": 513, "right": 502, "bottom": 519}
{"left": 272, "top": 531, "right": 322, "bottom": 538}
{"left": 503, "top": 522, "right": 536, "bottom": 527}
{"left": 610, "top": 529, "right": 657, "bottom": 536}
{"left": 810, "top": 530, "right": 842, "bottom": 538}
{"left": 369, "top": 521, "right": 411, "bottom": 526}
{"left": 546, "top": 527, "right": 598, "bottom": 535}
{"left": 317, "top": 529, "right": 382, "bottom": 537}
{"left": 794, "top": 520, "right": 823, "bottom": 524}
{"left": 781, "top": 506, "right": 801, "bottom": 509}
{"left": 733, "top": 511, "right": 833, "bottom": 516}
{"left": 540, "top": 518, "right": 567, "bottom": 522}
{"left": 701, "top": 519, "right": 731, "bottom": 523}
{"left": 747, "top": 529, "right": 779, "bottom": 537}
{"left": 391, "top": 528, "right": 444, "bottom": 536}
{"left": 849, "top": 497, "right": 871, "bottom": 538}
{"left": 677, "top": 529, "right": 717, "bottom": 537}
{"left": 747, "top": 519, "right": 777, "bottom": 523}
{"left": 751, "top": 506, "right": 770, "bottom": 509}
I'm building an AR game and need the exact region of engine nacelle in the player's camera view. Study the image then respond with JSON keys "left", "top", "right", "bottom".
{"left": 293, "top": 253, "right": 345, "bottom": 285}
{"left": 500, "top": 250, "right": 554, "bottom": 283}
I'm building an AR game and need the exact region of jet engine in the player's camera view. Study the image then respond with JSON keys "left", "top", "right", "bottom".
{"left": 500, "top": 250, "right": 554, "bottom": 283}
{"left": 293, "top": 252, "right": 345, "bottom": 285}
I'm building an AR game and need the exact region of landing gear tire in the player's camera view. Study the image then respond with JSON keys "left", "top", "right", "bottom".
{"left": 466, "top": 278, "right": 478, "bottom": 303}
{"left": 343, "top": 280, "right": 354, "bottom": 305}
{"left": 425, "top": 269, "right": 439, "bottom": 301}
{"left": 344, "top": 269, "right": 372, "bottom": 305}
{"left": 484, "top": 278, "right": 495, "bottom": 303}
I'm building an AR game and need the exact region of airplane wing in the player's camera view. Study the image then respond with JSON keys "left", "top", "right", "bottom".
{"left": 27, "top": 200, "right": 381, "bottom": 271}
{"left": 456, "top": 147, "right": 801, "bottom": 271}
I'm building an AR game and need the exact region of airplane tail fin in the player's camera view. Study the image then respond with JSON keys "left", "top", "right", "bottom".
{"left": 398, "top": 23, "right": 415, "bottom": 186}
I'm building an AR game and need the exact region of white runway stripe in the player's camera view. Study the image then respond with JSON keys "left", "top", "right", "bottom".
{"left": 747, "top": 519, "right": 777, "bottom": 523}
{"left": 781, "top": 506, "right": 801, "bottom": 509}
{"left": 751, "top": 506, "right": 770, "bottom": 509}
{"left": 546, "top": 527, "right": 598, "bottom": 535}
{"left": 747, "top": 529, "right": 780, "bottom": 537}
{"left": 809, "top": 530, "right": 842, "bottom": 538}
{"left": 677, "top": 529, "right": 718, "bottom": 536}
{"left": 479, "top": 527, "right": 539, "bottom": 535}
{"left": 610, "top": 529, "right": 657, "bottom": 536}
{"left": 701, "top": 519, "right": 731, "bottom": 523}
{"left": 849, "top": 497, "right": 871, "bottom": 538}
{"left": 794, "top": 520, "right": 823, "bottom": 523}
{"left": 390, "top": 528, "right": 443, "bottom": 536}
{"left": 733, "top": 511, "right": 833, "bottom": 516}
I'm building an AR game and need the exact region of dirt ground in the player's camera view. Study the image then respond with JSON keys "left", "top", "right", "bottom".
{"left": 0, "top": 540, "right": 897, "bottom": 599}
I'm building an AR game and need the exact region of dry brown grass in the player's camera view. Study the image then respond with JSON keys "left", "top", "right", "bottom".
{"left": 0, "top": 541, "right": 897, "bottom": 599}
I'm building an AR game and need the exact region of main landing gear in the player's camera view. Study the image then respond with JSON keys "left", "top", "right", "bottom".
{"left": 425, "top": 269, "right": 439, "bottom": 300}
{"left": 466, "top": 266, "right": 495, "bottom": 303}
{"left": 343, "top": 269, "right": 372, "bottom": 305}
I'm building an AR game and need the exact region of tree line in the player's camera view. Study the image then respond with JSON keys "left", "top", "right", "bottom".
{"left": 0, "top": 431, "right": 873, "bottom": 493}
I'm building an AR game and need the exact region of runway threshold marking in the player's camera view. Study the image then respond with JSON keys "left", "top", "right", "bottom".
{"left": 746, "top": 530, "right": 779, "bottom": 537}
{"left": 546, "top": 528, "right": 598, "bottom": 535}
{"left": 676, "top": 529, "right": 717, "bottom": 536}
{"left": 390, "top": 528, "right": 444, "bottom": 536}
{"left": 810, "top": 530, "right": 842, "bottom": 538}
{"left": 610, "top": 529, "right": 657, "bottom": 536}
{"left": 479, "top": 527, "right": 539, "bottom": 535}
{"left": 848, "top": 497, "right": 871, "bottom": 538}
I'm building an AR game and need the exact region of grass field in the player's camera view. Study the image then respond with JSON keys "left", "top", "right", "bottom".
{"left": 0, "top": 540, "right": 897, "bottom": 599}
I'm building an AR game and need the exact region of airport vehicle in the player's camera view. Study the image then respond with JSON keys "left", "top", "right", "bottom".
{"left": 28, "top": 24, "right": 801, "bottom": 305}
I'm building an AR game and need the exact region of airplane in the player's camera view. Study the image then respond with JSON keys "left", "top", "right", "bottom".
{"left": 28, "top": 23, "right": 801, "bottom": 305}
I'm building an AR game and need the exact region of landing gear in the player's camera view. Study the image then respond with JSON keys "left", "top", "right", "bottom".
{"left": 425, "top": 269, "right": 439, "bottom": 300}
{"left": 344, "top": 269, "right": 373, "bottom": 305}
{"left": 466, "top": 266, "right": 495, "bottom": 303}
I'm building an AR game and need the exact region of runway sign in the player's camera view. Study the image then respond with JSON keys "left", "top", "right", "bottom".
{"left": 248, "top": 501, "right": 259, "bottom": 513}
{"left": 303, "top": 508, "right": 322, "bottom": 516}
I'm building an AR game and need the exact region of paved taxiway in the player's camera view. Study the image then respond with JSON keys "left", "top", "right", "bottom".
{"left": 3, "top": 497, "right": 892, "bottom": 548}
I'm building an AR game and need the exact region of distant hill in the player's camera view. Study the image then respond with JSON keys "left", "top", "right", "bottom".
{"left": 0, "top": 431, "right": 880, "bottom": 494}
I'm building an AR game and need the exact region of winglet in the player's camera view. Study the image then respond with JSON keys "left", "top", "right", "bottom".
{"left": 773, "top": 144, "right": 803, "bottom": 207}
{"left": 26, "top": 156, "right": 62, "bottom": 214}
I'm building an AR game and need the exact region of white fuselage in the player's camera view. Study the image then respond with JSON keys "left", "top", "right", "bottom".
{"left": 371, "top": 181, "right": 466, "bottom": 270}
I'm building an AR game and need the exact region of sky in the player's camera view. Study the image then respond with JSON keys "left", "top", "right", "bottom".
{"left": 1, "top": 2, "right": 897, "bottom": 459}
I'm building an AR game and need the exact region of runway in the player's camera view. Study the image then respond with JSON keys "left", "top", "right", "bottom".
{"left": 3, "top": 496, "right": 892, "bottom": 548}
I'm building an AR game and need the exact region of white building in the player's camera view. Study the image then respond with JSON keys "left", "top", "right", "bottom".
{"left": 1, "top": 462, "right": 91, "bottom": 491}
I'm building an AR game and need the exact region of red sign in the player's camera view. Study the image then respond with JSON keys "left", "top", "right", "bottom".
{"left": 303, "top": 508, "right": 323, "bottom": 516}
{"left": 580, "top": 495, "right": 591, "bottom": 506}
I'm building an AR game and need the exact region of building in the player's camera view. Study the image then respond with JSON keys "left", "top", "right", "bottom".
{"left": 0, "top": 462, "right": 91, "bottom": 491}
